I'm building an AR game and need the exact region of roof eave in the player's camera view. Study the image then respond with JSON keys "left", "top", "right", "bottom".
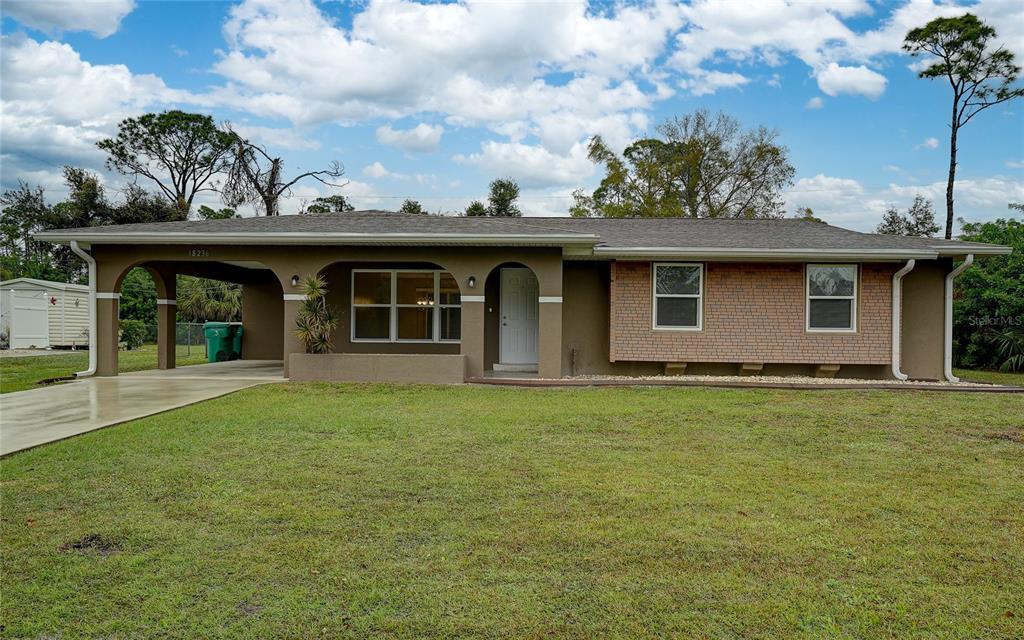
{"left": 591, "top": 247, "right": 943, "bottom": 261}
{"left": 33, "top": 231, "right": 601, "bottom": 247}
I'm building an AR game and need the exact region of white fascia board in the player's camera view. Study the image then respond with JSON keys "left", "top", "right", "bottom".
{"left": 592, "top": 247, "right": 940, "bottom": 261}
{"left": 931, "top": 244, "right": 1011, "bottom": 256}
{"left": 34, "top": 231, "right": 601, "bottom": 247}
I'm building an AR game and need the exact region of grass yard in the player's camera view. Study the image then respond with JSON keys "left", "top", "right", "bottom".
{"left": 954, "top": 368, "right": 1024, "bottom": 387}
{"left": 0, "top": 344, "right": 208, "bottom": 393}
{"left": 1, "top": 384, "right": 1021, "bottom": 638}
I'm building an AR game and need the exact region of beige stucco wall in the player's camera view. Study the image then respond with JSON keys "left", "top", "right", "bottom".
{"left": 900, "top": 259, "right": 950, "bottom": 381}
{"left": 241, "top": 277, "right": 284, "bottom": 360}
{"left": 289, "top": 353, "right": 466, "bottom": 384}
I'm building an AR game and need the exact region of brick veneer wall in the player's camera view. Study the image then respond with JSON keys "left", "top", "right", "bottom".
{"left": 609, "top": 262, "right": 894, "bottom": 364}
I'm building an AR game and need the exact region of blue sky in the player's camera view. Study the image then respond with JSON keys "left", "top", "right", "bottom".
{"left": 1, "top": 0, "right": 1022, "bottom": 231}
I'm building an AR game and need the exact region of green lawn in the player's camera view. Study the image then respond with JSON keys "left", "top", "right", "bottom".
{"left": 0, "top": 344, "right": 207, "bottom": 393}
{"left": 954, "top": 368, "right": 1024, "bottom": 387}
{"left": 2, "top": 384, "right": 1021, "bottom": 638}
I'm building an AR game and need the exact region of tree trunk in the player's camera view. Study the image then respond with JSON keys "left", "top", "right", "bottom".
{"left": 945, "top": 102, "right": 958, "bottom": 240}
{"left": 263, "top": 194, "right": 278, "bottom": 217}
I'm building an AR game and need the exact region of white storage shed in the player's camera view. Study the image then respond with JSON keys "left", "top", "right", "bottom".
{"left": 1, "top": 278, "right": 90, "bottom": 349}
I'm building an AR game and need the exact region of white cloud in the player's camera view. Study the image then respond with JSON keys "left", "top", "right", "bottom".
{"left": 805, "top": 97, "right": 824, "bottom": 109}
{"left": 680, "top": 69, "right": 749, "bottom": 97}
{"left": 361, "top": 161, "right": 407, "bottom": 180}
{"left": 815, "top": 63, "right": 887, "bottom": 99}
{"left": 2, "top": 0, "right": 136, "bottom": 38}
{"left": 455, "top": 140, "right": 594, "bottom": 189}
{"left": 1007, "top": 160, "right": 1024, "bottom": 170}
{"left": 915, "top": 137, "right": 939, "bottom": 150}
{"left": 0, "top": 34, "right": 184, "bottom": 184}
{"left": 784, "top": 173, "right": 1024, "bottom": 231}
{"left": 229, "top": 124, "right": 320, "bottom": 151}
{"left": 375, "top": 123, "right": 444, "bottom": 153}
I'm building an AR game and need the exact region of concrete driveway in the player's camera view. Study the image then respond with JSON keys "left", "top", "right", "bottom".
{"left": 1, "top": 360, "right": 283, "bottom": 456}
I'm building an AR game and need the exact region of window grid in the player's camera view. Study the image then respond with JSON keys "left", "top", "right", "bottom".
{"left": 651, "top": 262, "right": 703, "bottom": 331}
{"left": 806, "top": 264, "right": 857, "bottom": 333}
{"left": 351, "top": 269, "right": 461, "bottom": 344}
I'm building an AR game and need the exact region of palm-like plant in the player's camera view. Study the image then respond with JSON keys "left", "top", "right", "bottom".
{"left": 991, "top": 325, "right": 1024, "bottom": 373}
{"left": 294, "top": 275, "right": 337, "bottom": 354}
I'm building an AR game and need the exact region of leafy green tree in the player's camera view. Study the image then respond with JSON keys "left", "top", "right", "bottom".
{"left": 953, "top": 216, "right": 1024, "bottom": 371}
{"left": 486, "top": 178, "right": 521, "bottom": 217}
{"left": 790, "top": 206, "right": 823, "bottom": 224}
{"left": 197, "top": 205, "right": 239, "bottom": 220}
{"left": 464, "top": 200, "right": 487, "bottom": 217}
{"left": 904, "top": 14, "right": 1024, "bottom": 239}
{"left": 118, "top": 319, "right": 147, "bottom": 351}
{"left": 398, "top": 199, "right": 426, "bottom": 214}
{"left": 0, "top": 181, "right": 62, "bottom": 281}
{"left": 793, "top": 207, "right": 825, "bottom": 224}
{"left": 176, "top": 276, "right": 242, "bottom": 323}
{"left": 303, "top": 195, "right": 355, "bottom": 213}
{"left": 876, "top": 195, "right": 940, "bottom": 237}
{"left": 572, "top": 110, "right": 794, "bottom": 218}
{"left": 118, "top": 268, "right": 157, "bottom": 327}
{"left": 97, "top": 110, "right": 235, "bottom": 215}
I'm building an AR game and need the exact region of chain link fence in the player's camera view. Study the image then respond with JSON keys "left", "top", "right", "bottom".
{"left": 141, "top": 322, "right": 208, "bottom": 357}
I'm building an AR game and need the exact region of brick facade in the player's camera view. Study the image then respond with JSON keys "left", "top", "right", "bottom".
{"left": 609, "top": 262, "right": 894, "bottom": 364}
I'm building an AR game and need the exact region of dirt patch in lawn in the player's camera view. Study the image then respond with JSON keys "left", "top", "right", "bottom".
{"left": 59, "top": 533, "right": 122, "bottom": 556}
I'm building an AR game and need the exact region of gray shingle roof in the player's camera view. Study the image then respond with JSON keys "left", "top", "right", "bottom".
{"left": 35, "top": 210, "right": 1008, "bottom": 257}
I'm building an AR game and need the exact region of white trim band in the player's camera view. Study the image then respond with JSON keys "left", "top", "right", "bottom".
{"left": 283, "top": 293, "right": 307, "bottom": 301}
{"left": 96, "top": 292, "right": 120, "bottom": 299}
{"left": 539, "top": 296, "right": 563, "bottom": 303}
{"left": 156, "top": 299, "right": 177, "bottom": 306}
{"left": 461, "top": 295, "right": 485, "bottom": 303}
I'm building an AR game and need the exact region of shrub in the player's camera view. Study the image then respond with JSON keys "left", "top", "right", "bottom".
{"left": 294, "top": 275, "right": 338, "bottom": 354}
{"left": 119, "top": 319, "right": 146, "bottom": 351}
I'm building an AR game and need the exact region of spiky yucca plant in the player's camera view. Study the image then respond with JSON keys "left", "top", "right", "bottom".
{"left": 294, "top": 275, "right": 338, "bottom": 354}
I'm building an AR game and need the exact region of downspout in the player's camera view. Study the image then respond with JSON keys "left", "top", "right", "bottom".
{"left": 890, "top": 259, "right": 915, "bottom": 381}
{"left": 69, "top": 240, "right": 97, "bottom": 377}
{"left": 944, "top": 254, "right": 974, "bottom": 382}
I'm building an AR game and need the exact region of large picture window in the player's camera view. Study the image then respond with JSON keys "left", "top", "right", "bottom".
{"left": 806, "top": 264, "right": 857, "bottom": 332}
{"left": 352, "top": 270, "right": 461, "bottom": 342}
{"left": 652, "top": 263, "right": 703, "bottom": 330}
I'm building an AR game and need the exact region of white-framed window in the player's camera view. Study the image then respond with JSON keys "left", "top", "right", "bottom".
{"left": 806, "top": 264, "right": 857, "bottom": 332}
{"left": 352, "top": 270, "right": 461, "bottom": 343}
{"left": 652, "top": 262, "right": 703, "bottom": 330}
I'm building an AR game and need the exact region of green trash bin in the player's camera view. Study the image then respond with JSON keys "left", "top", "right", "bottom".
{"left": 203, "top": 322, "right": 235, "bottom": 363}
{"left": 231, "top": 324, "right": 243, "bottom": 361}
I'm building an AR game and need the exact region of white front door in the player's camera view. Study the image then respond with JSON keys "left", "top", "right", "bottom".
{"left": 11, "top": 290, "right": 49, "bottom": 349}
{"left": 499, "top": 268, "right": 539, "bottom": 364}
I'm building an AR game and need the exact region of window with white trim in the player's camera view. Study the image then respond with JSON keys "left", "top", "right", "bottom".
{"left": 352, "top": 270, "right": 461, "bottom": 342}
{"left": 806, "top": 264, "right": 857, "bottom": 332}
{"left": 652, "top": 263, "right": 703, "bottom": 330}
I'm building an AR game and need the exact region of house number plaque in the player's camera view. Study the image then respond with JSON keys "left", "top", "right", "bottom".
{"left": 189, "top": 248, "right": 210, "bottom": 258}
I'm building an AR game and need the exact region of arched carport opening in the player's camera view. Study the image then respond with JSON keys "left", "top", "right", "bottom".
{"left": 317, "top": 261, "right": 462, "bottom": 354}
{"left": 483, "top": 262, "right": 540, "bottom": 373}
{"left": 103, "top": 259, "right": 283, "bottom": 376}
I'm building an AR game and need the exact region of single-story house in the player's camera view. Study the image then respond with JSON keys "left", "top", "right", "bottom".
{"left": 1, "top": 277, "right": 90, "bottom": 349}
{"left": 35, "top": 211, "right": 1011, "bottom": 382}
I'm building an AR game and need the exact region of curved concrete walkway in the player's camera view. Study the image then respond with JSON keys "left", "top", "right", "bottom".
{"left": 0, "top": 361, "right": 283, "bottom": 456}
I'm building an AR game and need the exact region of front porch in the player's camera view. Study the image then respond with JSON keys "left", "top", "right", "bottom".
{"left": 89, "top": 245, "right": 566, "bottom": 383}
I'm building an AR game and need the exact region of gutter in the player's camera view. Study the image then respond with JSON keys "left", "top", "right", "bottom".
{"left": 944, "top": 254, "right": 974, "bottom": 383}
{"left": 594, "top": 247, "right": 941, "bottom": 261}
{"left": 890, "top": 259, "right": 915, "bottom": 381}
{"left": 68, "top": 241, "right": 97, "bottom": 378}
